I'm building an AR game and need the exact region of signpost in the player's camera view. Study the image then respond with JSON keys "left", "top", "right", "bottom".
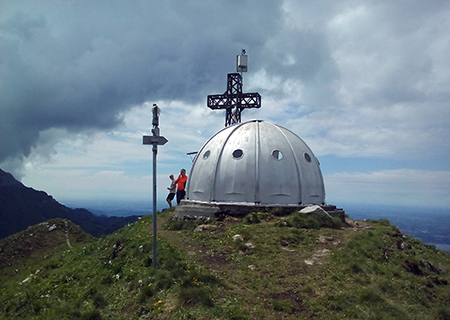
{"left": 143, "top": 104, "right": 168, "bottom": 268}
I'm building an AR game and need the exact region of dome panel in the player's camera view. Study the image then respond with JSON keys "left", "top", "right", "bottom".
{"left": 188, "top": 128, "right": 230, "bottom": 200}
{"left": 256, "top": 121, "right": 300, "bottom": 203}
{"left": 213, "top": 124, "right": 257, "bottom": 202}
{"left": 186, "top": 120, "right": 325, "bottom": 205}
{"left": 281, "top": 128, "right": 325, "bottom": 204}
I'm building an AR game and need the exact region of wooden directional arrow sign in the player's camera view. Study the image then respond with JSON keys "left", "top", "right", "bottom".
{"left": 143, "top": 135, "right": 168, "bottom": 145}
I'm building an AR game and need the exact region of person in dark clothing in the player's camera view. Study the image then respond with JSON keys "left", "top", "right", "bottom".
{"left": 166, "top": 174, "right": 176, "bottom": 207}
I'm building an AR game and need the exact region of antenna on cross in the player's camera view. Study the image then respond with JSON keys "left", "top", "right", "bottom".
{"left": 237, "top": 49, "right": 248, "bottom": 73}
{"left": 207, "top": 50, "right": 261, "bottom": 127}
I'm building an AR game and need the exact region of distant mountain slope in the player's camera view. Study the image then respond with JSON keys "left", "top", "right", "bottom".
{"left": 0, "top": 168, "right": 140, "bottom": 239}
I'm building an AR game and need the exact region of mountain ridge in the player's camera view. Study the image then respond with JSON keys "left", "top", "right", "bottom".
{"left": 0, "top": 168, "right": 139, "bottom": 239}
{"left": 1, "top": 208, "right": 449, "bottom": 319}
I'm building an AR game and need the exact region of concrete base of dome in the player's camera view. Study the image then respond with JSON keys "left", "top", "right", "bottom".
{"left": 174, "top": 200, "right": 345, "bottom": 222}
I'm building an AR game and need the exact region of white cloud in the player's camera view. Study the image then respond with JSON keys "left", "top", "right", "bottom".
{"left": 325, "top": 169, "right": 450, "bottom": 207}
{"left": 3, "top": 1, "right": 450, "bottom": 208}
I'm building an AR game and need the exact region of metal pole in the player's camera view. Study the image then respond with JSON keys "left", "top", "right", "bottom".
{"left": 152, "top": 143, "right": 157, "bottom": 268}
{"left": 143, "top": 104, "right": 167, "bottom": 270}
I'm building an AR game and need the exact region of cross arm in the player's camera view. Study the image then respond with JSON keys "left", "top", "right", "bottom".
{"left": 207, "top": 92, "right": 261, "bottom": 110}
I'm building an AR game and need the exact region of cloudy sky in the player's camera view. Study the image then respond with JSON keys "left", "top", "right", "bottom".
{"left": 1, "top": 0, "right": 449, "bottom": 209}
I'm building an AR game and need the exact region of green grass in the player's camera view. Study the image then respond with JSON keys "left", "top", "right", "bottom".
{"left": 1, "top": 209, "right": 450, "bottom": 319}
{"left": 0, "top": 214, "right": 223, "bottom": 319}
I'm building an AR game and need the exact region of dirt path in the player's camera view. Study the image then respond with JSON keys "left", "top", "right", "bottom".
{"left": 64, "top": 220, "right": 73, "bottom": 249}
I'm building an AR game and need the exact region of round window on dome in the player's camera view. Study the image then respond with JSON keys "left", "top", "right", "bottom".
{"left": 203, "top": 150, "right": 210, "bottom": 159}
{"left": 232, "top": 149, "right": 243, "bottom": 159}
{"left": 304, "top": 152, "right": 312, "bottom": 163}
{"left": 272, "top": 150, "right": 283, "bottom": 160}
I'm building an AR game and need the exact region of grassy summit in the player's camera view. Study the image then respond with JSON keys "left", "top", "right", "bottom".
{"left": 1, "top": 208, "right": 449, "bottom": 319}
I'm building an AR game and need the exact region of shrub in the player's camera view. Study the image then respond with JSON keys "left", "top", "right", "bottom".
{"left": 270, "top": 207, "right": 295, "bottom": 217}
{"left": 178, "top": 286, "right": 214, "bottom": 307}
{"left": 256, "top": 211, "right": 270, "bottom": 220}
{"left": 327, "top": 291, "right": 355, "bottom": 311}
{"left": 243, "top": 213, "right": 260, "bottom": 224}
{"left": 92, "top": 292, "right": 107, "bottom": 308}
{"left": 154, "top": 269, "right": 175, "bottom": 290}
{"left": 139, "top": 285, "right": 155, "bottom": 302}
{"left": 288, "top": 213, "right": 321, "bottom": 229}
{"left": 322, "top": 216, "right": 344, "bottom": 229}
{"left": 375, "top": 219, "right": 391, "bottom": 226}
{"left": 436, "top": 306, "right": 450, "bottom": 320}
{"left": 164, "top": 219, "right": 203, "bottom": 231}
{"left": 232, "top": 241, "right": 249, "bottom": 252}
{"left": 349, "top": 261, "right": 364, "bottom": 274}
{"left": 270, "top": 299, "right": 292, "bottom": 312}
{"left": 359, "top": 287, "right": 384, "bottom": 304}
{"left": 81, "top": 310, "right": 103, "bottom": 320}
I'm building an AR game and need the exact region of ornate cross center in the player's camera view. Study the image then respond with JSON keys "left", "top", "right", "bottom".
{"left": 207, "top": 73, "right": 261, "bottom": 127}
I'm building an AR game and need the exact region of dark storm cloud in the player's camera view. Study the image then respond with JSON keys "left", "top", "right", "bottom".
{"left": 2, "top": 0, "right": 450, "bottom": 179}
{"left": 0, "top": 0, "right": 283, "bottom": 170}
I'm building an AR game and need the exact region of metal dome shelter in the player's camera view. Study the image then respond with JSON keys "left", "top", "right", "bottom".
{"left": 186, "top": 120, "right": 325, "bottom": 206}
{"left": 174, "top": 51, "right": 344, "bottom": 220}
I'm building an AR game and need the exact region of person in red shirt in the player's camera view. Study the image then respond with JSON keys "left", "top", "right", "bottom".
{"left": 175, "top": 168, "right": 188, "bottom": 205}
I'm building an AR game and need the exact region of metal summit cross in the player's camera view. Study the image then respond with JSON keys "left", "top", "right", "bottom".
{"left": 207, "top": 51, "right": 261, "bottom": 127}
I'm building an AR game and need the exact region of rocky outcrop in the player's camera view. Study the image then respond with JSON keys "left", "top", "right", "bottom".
{"left": 299, "top": 205, "right": 331, "bottom": 218}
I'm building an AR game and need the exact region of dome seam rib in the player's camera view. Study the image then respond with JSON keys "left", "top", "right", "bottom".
{"left": 254, "top": 121, "right": 260, "bottom": 203}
